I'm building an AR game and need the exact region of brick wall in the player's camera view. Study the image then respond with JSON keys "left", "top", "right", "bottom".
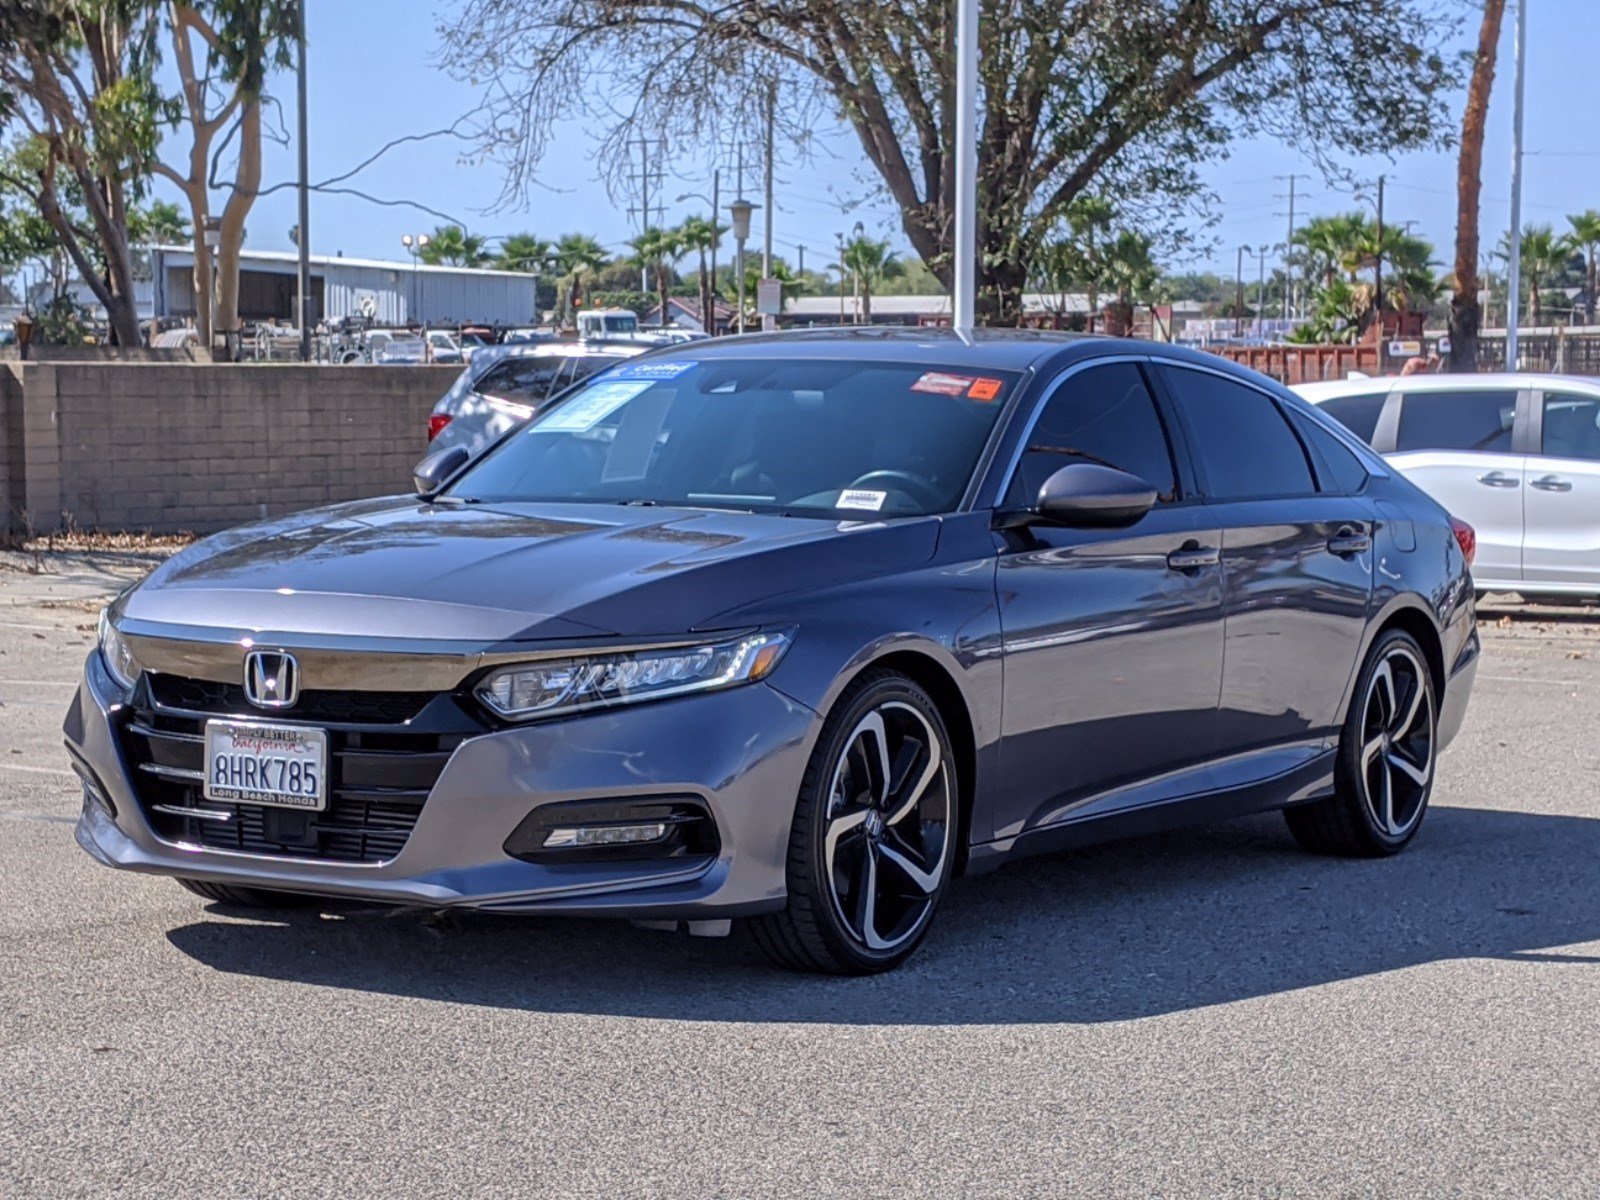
{"left": 8, "top": 363, "right": 458, "bottom": 534}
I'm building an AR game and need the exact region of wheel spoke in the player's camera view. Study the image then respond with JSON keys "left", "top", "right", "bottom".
{"left": 885, "top": 736, "right": 941, "bottom": 827}
{"left": 1387, "top": 749, "right": 1430, "bottom": 787}
{"left": 1390, "top": 668, "right": 1425, "bottom": 737}
{"left": 855, "top": 711, "right": 892, "bottom": 806}
{"left": 877, "top": 838, "right": 941, "bottom": 895}
{"left": 824, "top": 808, "right": 868, "bottom": 881}
{"left": 1369, "top": 660, "right": 1396, "bottom": 727}
{"left": 852, "top": 845, "right": 882, "bottom": 948}
{"left": 1378, "top": 761, "right": 1397, "bottom": 834}
{"left": 1362, "top": 735, "right": 1385, "bottom": 768}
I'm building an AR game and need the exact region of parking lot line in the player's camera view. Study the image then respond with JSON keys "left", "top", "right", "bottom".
{"left": 0, "top": 762, "right": 76, "bottom": 779}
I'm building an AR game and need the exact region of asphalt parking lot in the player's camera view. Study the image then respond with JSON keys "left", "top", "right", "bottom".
{"left": 2, "top": 550, "right": 1597, "bottom": 1198}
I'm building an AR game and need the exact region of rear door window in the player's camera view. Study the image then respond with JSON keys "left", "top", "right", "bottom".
{"left": 1539, "top": 392, "right": 1600, "bottom": 462}
{"left": 475, "top": 358, "right": 562, "bottom": 404}
{"left": 1316, "top": 392, "right": 1389, "bottom": 444}
{"left": 1290, "top": 410, "right": 1371, "bottom": 495}
{"left": 1395, "top": 390, "right": 1516, "bottom": 453}
{"left": 1164, "top": 368, "right": 1316, "bottom": 500}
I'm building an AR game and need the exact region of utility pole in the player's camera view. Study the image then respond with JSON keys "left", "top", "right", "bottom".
{"left": 629, "top": 138, "right": 664, "bottom": 293}
{"left": 1374, "top": 174, "right": 1386, "bottom": 330}
{"left": 836, "top": 232, "right": 846, "bottom": 325}
{"left": 1274, "top": 173, "right": 1308, "bottom": 320}
{"left": 796, "top": 245, "right": 805, "bottom": 275}
{"left": 762, "top": 80, "right": 776, "bottom": 332}
{"left": 953, "top": 0, "right": 978, "bottom": 327}
{"left": 1256, "top": 247, "right": 1269, "bottom": 338}
{"left": 1234, "top": 244, "right": 1249, "bottom": 339}
{"left": 710, "top": 167, "right": 720, "bottom": 312}
{"left": 1507, "top": 0, "right": 1528, "bottom": 366}
{"left": 295, "top": 0, "right": 311, "bottom": 361}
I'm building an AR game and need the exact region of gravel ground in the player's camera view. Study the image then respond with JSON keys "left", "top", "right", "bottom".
{"left": 2, "top": 554, "right": 1597, "bottom": 1198}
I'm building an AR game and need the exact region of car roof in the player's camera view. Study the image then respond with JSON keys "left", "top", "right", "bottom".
{"left": 628, "top": 327, "right": 1260, "bottom": 376}
{"left": 1294, "top": 372, "right": 1600, "bottom": 401}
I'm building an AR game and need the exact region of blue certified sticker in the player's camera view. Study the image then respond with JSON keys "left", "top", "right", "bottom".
{"left": 611, "top": 360, "right": 695, "bottom": 380}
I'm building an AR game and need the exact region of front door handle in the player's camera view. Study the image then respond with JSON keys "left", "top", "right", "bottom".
{"left": 1327, "top": 527, "right": 1372, "bottom": 557}
{"left": 1529, "top": 474, "right": 1573, "bottom": 492}
{"left": 1477, "top": 470, "right": 1520, "bottom": 488}
{"left": 1167, "top": 543, "right": 1220, "bottom": 572}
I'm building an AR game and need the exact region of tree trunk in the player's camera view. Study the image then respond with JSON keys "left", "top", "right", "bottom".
{"left": 697, "top": 252, "right": 712, "bottom": 334}
{"left": 1587, "top": 251, "right": 1596, "bottom": 326}
{"left": 213, "top": 99, "right": 262, "bottom": 360}
{"left": 657, "top": 265, "right": 670, "bottom": 329}
{"left": 1449, "top": 0, "right": 1506, "bottom": 373}
{"left": 861, "top": 281, "right": 872, "bottom": 324}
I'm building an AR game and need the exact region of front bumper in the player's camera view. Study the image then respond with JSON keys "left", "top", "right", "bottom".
{"left": 68, "top": 652, "right": 817, "bottom": 918}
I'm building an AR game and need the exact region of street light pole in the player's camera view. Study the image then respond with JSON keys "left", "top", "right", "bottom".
{"left": 1506, "top": 0, "right": 1528, "bottom": 367}
{"left": 952, "top": 0, "right": 978, "bottom": 329}
{"left": 727, "top": 197, "right": 756, "bottom": 335}
{"left": 295, "top": 0, "right": 311, "bottom": 362}
{"left": 1234, "top": 244, "right": 1249, "bottom": 339}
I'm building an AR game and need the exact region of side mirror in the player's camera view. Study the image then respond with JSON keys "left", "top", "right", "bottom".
{"left": 1014, "top": 462, "right": 1158, "bottom": 529}
{"left": 413, "top": 444, "right": 470, "bottom": 495}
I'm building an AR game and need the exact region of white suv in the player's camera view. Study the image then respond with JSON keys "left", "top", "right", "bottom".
{"left": 1295, "top": 373, "right": 1600, "bottom": 597}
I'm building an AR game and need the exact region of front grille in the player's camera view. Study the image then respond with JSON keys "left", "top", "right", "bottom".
{"left": 119, "top": 675, "right": 481, "bottom": 864}
{"left": 148, "top": 675, "right": 431, "bottom": 724}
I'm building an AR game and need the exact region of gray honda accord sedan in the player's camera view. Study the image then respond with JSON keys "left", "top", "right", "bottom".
{"left": 68, "top": 330, "right": 1479, "bottom": 973}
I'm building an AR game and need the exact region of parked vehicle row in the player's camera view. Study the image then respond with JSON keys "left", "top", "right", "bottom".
{"left": 1296, "top": 373, "right": 1600, "bottom": 598}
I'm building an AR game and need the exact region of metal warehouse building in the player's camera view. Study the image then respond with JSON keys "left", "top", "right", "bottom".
{"left": 147, "top": 246, "right": 540, "bottom": 327}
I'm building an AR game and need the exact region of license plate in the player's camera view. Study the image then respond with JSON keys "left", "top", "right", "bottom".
{"left": 203, "top": 720, "right": 328, "bottom": 811}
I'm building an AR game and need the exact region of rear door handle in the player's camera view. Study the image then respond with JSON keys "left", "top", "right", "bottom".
{"left": 1327, "top": 526, "right": 1372, "bottom": 557}
{"left": 1477, "top": 471, "right": 1520, "bottom": 488}
{"left": 1530, "top": 474, "right": 1573, "bottom": 492}
{"left": 1167, "top": 544, "right": 1219, "bottom": 572}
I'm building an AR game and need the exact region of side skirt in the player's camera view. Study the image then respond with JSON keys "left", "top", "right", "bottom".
{"left": 964, "top": 749, "right": 1337, "bottom": 875}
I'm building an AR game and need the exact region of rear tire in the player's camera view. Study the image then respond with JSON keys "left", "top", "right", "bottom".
{"left": 749, "top": 670, "right": 957, "bottom": 975}
{"left": 176, "top": 878, "right": 313, "bottom": 908}
{"left": 1285, "top": 628, "right": 1438, "bottom": 857}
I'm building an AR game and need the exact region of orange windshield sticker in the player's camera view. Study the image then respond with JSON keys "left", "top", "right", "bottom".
{"left": 967, "top": 378, "right": 1004, "bottom": 401}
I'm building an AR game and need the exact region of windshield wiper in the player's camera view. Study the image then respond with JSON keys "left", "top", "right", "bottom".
{"left": 618, "top": 498, "right": 659, "bottom": 507}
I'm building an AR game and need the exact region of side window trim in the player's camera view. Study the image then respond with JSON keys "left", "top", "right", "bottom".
{"left": 1370, "top": 386, "right": 1403, "bottom": 454}
{"left": 990, "top": 355, "right": 1188, "bottom": 507}
{"left": 1514, "top": 387, "right": 1540, "bottom": 455}
{"left": 1147, "top": 360, "right": 1320, "bottom": 502}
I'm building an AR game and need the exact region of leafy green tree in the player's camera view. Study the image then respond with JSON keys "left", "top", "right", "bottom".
{"left": 628, "top": 225, "right": 684, "bottom": 327}
{"left": 154, "top": 0, "right": 300, "bottom": 351}
{"left": 1567, "top": 211, "right": 1600, "bottom": 326}
{"left": 496, "top": 232, "right": 555, "bottom": 274}
{"left": 128, "top": 199, "right": 190, "bottom": 244}
{"left": 1500, "top": 225, "right": 1576, "bottom": 328}
{"left": 419, "top": 224, "right": 490, "bottom": 267}
{"left": 0, "top": 2, "right": 171, "bottom": 344}
{"left": 675, "top": 215, "right": 724, "bottom": 332}
{"left": 441, "top": 0, "right": 1457, "bottom": 324}
{"left": 1293, "top": 213, "right": 1440, "bottom": 335}
{"left": 1099, "top": 231, "right": 1161, "bottom": 335}
{"left": 551, "top": 231, "right": 609, "bottom": 321}
{"left": 835, "top": 235, "right": 900, "bottom": 322}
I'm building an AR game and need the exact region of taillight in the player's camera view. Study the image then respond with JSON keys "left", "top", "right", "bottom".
{"left": 428, "top": 413, "right": 451, "bottom": 441}
{"left": 1450, "top": 517, "right": 1476, "bottom": 567}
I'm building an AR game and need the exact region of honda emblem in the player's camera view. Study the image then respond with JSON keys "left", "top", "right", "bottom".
{"left": 244, "top": 649, "right": 300, "bottom": 709}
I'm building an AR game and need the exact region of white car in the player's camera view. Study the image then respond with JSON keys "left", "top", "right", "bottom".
{"left": 426, "top": 340, "right": 649, "bottom": 455}
{"left": 1295, "top": 373, "right": 1600, "bottom": 597}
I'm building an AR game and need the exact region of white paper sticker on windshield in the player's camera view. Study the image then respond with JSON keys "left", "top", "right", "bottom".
{"left": 837, "top": 489, "right": 887, "bottom": 512}
{"left": 534, "top": 381, "right": 651, "bottom": 432}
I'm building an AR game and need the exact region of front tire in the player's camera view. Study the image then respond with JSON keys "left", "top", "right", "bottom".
{"left": 1285, "top": 629, "right": 1438, "bottom": 857}
{"left": 176, "top": 878, "right": 313, "bottom": 908}
{"left": 750, "top": 671, "right": 957, "bottom": 974}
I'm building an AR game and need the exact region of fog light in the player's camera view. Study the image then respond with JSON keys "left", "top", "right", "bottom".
{"left": 543, "top": 822, "right": 669, "bottom": 849}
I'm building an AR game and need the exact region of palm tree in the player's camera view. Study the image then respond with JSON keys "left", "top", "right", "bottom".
{"left": 629, "top": 225, "right": 684, "bottom": 328}
{"left": 1099, "top": 232, "right": 1160, "bottom": 336}
{"left": 1513, "top": 225, "right": 1574, "bottom": 328}
{"left": 836, "top": 235, "right": 901, "bottom": 322}
{"left": 1567, "top": 210, "right": 1600, "bottom": 326}
{"left": 1295, "top": 214, "right": 1368, "bottom": 290}
{"left": 1451, "top": 0, "right": 1506, "bottom": 370}
{"left": 496, "top": 232, "right": 555, "bottom": 274}
{"left": 551, "top": 233, "right": 609, "bottom": 323}
{"left": 676, "top": 215, "right": 725, "bottom": 333}
{"left": 418, "top": 225, "right": 489, "bottom": 267}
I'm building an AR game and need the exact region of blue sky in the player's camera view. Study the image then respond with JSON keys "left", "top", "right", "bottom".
{"left": 168, "top": 0, "right": 1600, "bottom": 280}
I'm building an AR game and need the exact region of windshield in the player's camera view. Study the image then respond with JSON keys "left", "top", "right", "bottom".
{"left": 447, "top": 357, "right": 1019, "bottom": 517}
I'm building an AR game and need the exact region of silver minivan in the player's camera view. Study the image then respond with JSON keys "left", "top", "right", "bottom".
{"left": 1295, "top": 373, "right": 1600, "bottom": 598}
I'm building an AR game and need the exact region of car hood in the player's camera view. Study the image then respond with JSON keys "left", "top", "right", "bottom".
{"left": 121, "top": 496, "right": 942, "bottom": 644}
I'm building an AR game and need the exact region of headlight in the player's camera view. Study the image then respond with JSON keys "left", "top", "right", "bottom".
{"left": 97, "top": 609, "right": 139, "bottom": 690}
{"left": 476, "top": 630, "right": 793, "bottom": 721}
